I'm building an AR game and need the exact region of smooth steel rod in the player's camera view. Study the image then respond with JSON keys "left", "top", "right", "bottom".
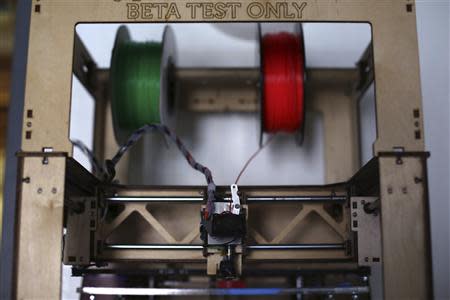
{"left": 105, "top": 197, "right": 203, "bottom": 202}
{"left": 106, "top": 244, "right": 203, "bottom": 250}
{"left": 80, "top": 286, "right": 369, "bottom": 296}
{"left": 105, "top": 244, "right": 345, "bottom": 250}
{"left": 105, "top": 195, "right": 346, "bottom": 203}
{"left": 247, "top": 196, "right": 346, "bottom": 202}
{"left": 247, "top": 244, "right": 345, "bottom": 250}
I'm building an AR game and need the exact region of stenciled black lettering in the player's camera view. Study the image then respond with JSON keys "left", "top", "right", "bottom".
{"left": 127, "top": 3, "right": 139, "bottom": 19}
{"left": 166, "top": 3, "right": 181, "bottom": 19}
{"left": 292, "top": 2, "right": 307, "bottom": 18}
{"left": 186, "top": 2, "right": 202, "bottom": 19}
{"left": 153, "top": 3, "right": 168, "bottom": 19}
{"left": 203, "top": 3, "right": 214, "bottom": 19}
{"left": 227, "top": 2, "right": 241, "bottom": 19}
{"left": 214, "top": 2, "right": 227, "bottom": 19}
{"left": 247, "top": 2, "right": 264, "bottom": 19}
{"left": 265, "top": 2, "right": 281, "bottom": 18}
{"left": 140, "top": 3, "right": 153, "bottom": 19}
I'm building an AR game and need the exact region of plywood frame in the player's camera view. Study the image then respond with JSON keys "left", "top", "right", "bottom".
{"left": 14, "top": 0, "right": 431, "bottom": 299}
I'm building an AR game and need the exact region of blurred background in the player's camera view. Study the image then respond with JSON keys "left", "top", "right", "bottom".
{"left": 0, "top": 0, "right": 16, "bottom": 242}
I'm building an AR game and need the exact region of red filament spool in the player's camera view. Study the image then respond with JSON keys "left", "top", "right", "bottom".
{"left": 261, "top": 31, "right": 305, "bottom": 134}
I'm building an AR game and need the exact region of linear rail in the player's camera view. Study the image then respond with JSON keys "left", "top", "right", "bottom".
{"left": 80, "top": 286, "right": 369, "bottom": 296}
{"left": 105, "top": 244, "right": 346, "bottom": 250}
{"left": 105, "top": 195, "right": 347, "bottom": 203}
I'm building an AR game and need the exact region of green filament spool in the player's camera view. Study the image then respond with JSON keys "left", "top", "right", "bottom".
{"left": 111, "top": 25, "right": 176, "bottom": 143}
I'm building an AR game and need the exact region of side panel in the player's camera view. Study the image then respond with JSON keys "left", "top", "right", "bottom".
{"left": 15, "top": 157, "right": 66, "bottom": 299}
{"left": 0, "top": 0, "right": 31, "bottom": 298}
{"left": 379, "top": 156, "right": 432, "bottom": 299}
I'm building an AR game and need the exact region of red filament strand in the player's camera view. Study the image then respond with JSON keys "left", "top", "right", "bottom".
{"left": 262, "top": 32, "right": 304, "bottom": 133}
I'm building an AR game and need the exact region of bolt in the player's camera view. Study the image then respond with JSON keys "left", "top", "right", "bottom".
{"left": 361, "top": 200, "right": 365, "bottom": 205}
{"left": 352, "top": 212, "right": 357, "bottom": 217}
{"left": 37, "top": 188, "right": 43, "bottom": 194}
{"left": 402, "top": 187, "right": 408, "bottom": 194}
{"left": 387, "top": 186, "right": 393, "bottom": 194}
{"left": 352, "top": 294, "right": 359, "bottom": 300}
{"left": 26, "top": 122, "right": 32, "bottom": 128}
{"left": 234, "top": 204, "right": 240, "bottom": 209}
{"left": 52, "top": 187, "right": 57, "bottom": 194}
{"left": 414, "top": 177, "right": 423, "bottom": 184}
{"left": 396, "top": 157, "right": 403, "bottom": 165}
{"left": 22, "top": 177, "right": 30, "bottom": 183}
{"left": 327, "top": 294, "right": 334, "bottom": 299}
{"left": 362, "top": 276, "right": 369, "bottom": 282}
{"left": 364, "top": 257, "right": 369, "bottom": 262}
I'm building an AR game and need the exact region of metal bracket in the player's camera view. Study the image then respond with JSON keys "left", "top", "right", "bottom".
{"left": 230, "top": 184, "right": 240, "bottom": 215}
{"left": 351, "top": 197, "right": 382, "bottom": 266}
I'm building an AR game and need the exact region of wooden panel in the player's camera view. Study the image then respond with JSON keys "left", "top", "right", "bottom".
{"left": 309, "top": 69, "right": 360, "bottom": 183}
{"left": 22, "top": 0, "right": 424, "bottom": 154}
{"left": 350, "top": 197, "right": 382, "bottom": 266}
{"left": 372, "top": 15, "right": 425, "bottom": 153}
{"left": 379, "top": 156, "right": 432, "bottom": 299}
{"left": 100, "top": 249, "right": 204, "bottom": 261}
{"left": 15, "top": 156, "right": 66, "bottom": 300}
{"left": 176, "top": 68, "right": 259, "bottom": 112}
{"left": 246, "top": 249, "right": 349, "bottom": 260}
{"left": 63, "top": 197, "right": 95, "bottom": 265}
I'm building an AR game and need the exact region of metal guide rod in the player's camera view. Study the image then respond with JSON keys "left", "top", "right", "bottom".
{"left": 105, "top": 244, "right": 345, "bottom": 250}
{"left": 80, "top": 286, "right": 369, "bottom": 296}
{"left": 246, "top": 196, "right": 346, "bottom": 202}
{"left": 247, "top": 244, "right": 345, "bottom": 250}
{"left": 105, "top": 195, "right": 346, "bottom": 202}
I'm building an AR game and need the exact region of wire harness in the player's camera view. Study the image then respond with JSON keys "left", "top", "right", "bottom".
{"left": 73, "top": 124, "right": 216, "bottom": 216}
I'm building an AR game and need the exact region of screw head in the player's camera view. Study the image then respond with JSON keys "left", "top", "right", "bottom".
{"left": 37, "top": 188, "right": 43, "bottom": 194}
{"left": 234, "top": 204, "right": 240, "bottom": 209}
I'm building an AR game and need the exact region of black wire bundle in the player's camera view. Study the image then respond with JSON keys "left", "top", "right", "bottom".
{"left": 72, "top": 124, "right": 217, "bottom": 215}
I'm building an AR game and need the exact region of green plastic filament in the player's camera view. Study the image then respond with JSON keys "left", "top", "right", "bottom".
{"left": 111, "top": 27, "right": 163, "bottom": 142}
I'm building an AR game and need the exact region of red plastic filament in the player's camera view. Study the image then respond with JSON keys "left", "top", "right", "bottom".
{"left": 262, "top": 32, "right": 304, "bottom": 133}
